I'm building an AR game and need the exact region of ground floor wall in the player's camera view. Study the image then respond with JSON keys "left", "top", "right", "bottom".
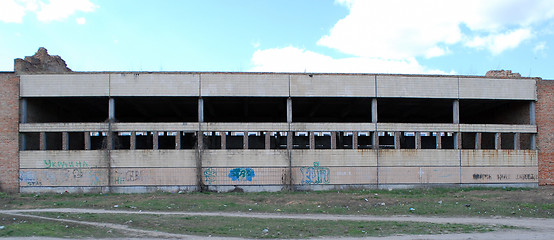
{"left": 19, "top": 149, "right": 538, "bottom": 193}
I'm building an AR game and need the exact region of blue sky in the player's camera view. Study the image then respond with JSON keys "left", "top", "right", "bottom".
{"left": 1, "top": 0, "right": 554, "bottom": 79}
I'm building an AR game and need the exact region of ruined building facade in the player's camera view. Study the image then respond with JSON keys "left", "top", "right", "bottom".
{"left": 0, "top": 49, "right": 553, "bottom": 193}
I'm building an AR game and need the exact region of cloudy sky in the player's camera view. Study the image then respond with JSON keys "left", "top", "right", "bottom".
{"left": 1, "top": 0, "right": 553, "bottom": 79}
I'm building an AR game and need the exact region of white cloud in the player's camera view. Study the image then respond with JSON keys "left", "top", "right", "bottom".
{"left": 533, "top": 41, "right": 547, "bottom": 55}
{"left": 250, "top": 46, "right": 452, "bottom": 74}
{"left": 0, "top": 0, "right": 96, "bottom": 23}
{"left": 76, "top": 17, "right": 86, "bottom": 24}
{"left": 465, "top": 28, "right": 532, "bottom": 55}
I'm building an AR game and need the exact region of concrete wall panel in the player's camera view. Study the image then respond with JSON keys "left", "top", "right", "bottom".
{"left": 377, "top": 123, "right": 457, "bottom": 132}
{"left": 202, "top": 167, "right": 286, "bottom": 185}
{"left": 291, "top": 149, "right": 377, "bottom": 167}
{"left": 202, "top": 123, "right": 289, "bottom": 132}
{"left": 203, "top": 150, "right": 289, "bottom": 167}
{"left": 111, "top": 150, "right": 196, "bottom": 168}
{"left": 378, "top": 167, "right": 460, "bottom": 184}
{"left": 21, "top": 74, "right": 109, "bottom": 97}
{"left": 461, "top": 166, "right": 538, "bottom": 183}
{"left": 459, "top": 78, "right": 536, "bottom": 100}
{"left": 110, "top": 73, "right": 199, "bottom": 96}
{"left": 112, "top": 122, "right": 198, "bottom": 132}
{"left": 19, "top": 123, "right": 109, "bottom": 132}
{"left": 291, "top": 123, "right": 375, "bottom": 132}
{"left": 292, "top": 166, "right": 377, "bottom": 185}
{"left": 111, "top": 168, "right": 196, "bottom": 186}
{"left": 20, "top": 151, "right": 108, "bottom": 169}
{"left": 201, "top": 73, "right": 289, "bottom": 96}
{"left": 19, "top": 168, "right": 108, "bottom": 187}
{"left": 462, "top": 150, "right": 538, "bottom": 166}
{"left": 459, "top": 124, "right": 537, "bottom": 133}
{"left": 290, "top": 74, "right": 375, "bottom": 97}
{"left": 379, "top": 150, "right": 459, "bottom": 166}
{"left": 377, "top": 76, "right": 458, "bottom": 98}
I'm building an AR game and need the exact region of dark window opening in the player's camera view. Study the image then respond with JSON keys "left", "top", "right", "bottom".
{"left": 68, "top": 132, "right": 85, "bottom": 150}
{"left": 24, "top": 97, "right": 108, "bottom": 123}
{"left": 293, "top": 133, "right": 309, "bottom": 149}
{"left": 293, "top": 97, "right": 371, "bottom": 122}
{"left": 378, "top": 98, "right": 453, "bottom": 123}
{"left": 357, "top": 132, "right": 372, "bottom": 149}
{"left": 400, "top": 133, "right": 415, "bottom": 149}
{"left": 136, "top": 132, "right": 153, "bottom": 149}
{"left": 379, "top": 132, "right": 394, "bottom": 149}
{"left": 45, "top": 132, "right": 62, "bottom": 150}
{"left": 249, "top": 133, "right": 265, "bottom": 149}
{"left": 460, "top": 100, "right": 531, "bottom": 124}
{"left": 180, "top": 132, "right": 196, "bottom": 149}
{"left": 21, "top": 132, "right": 40, "bottom": 150}
{"left": 315, "top": 133, "right": 331, "bottom": 149}
{"left": 501, "top": 133, "right": 515, "bottom": 149}
{"left": 115, "top": 97, "right": 198, "bottom": 122}
{"left": 520, "top": 133, "right": 533, "bottom": 150}
{"left": 421, "top": 133, "right": 437, "bottom": 149}
{"left": 226, "top": 133, "right": 244, "bottom": 149}
{"left": 204, "top": 97, "right": 286, "bottom": 122}
{"left": 481, "top": 133, "right": 496, "bottom": 149}
{"left": 441, "top": 134, "right": 454, "bottom": 149}
{"left": 159, "top": 132, "right": 177, "bottom": 149}
{"left": 90, "top": 132, "right": 106, "bottom": 150}
{"left": 462, "top": 132, "right": 476, "bottom": 149}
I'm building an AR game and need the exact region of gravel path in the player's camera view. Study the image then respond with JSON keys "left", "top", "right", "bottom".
{"left": 1, "top": 208, "right": 552, "bottom": 239}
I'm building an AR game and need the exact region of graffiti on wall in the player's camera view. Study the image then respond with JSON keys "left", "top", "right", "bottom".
{"left": 204, "top": 168, "right": 217, "bottom": 184}
{"left": 300, "top": 162, "right": 330, "bottom": 185}
{"left": 113, "top": 170, "right": 144, "bottom": 184}
{"left": 19, "top": 169, "right": 107, "bottom": 187}
{"left": 228, "top": 168, "right": 255, "bottom": 182}
{"left": 44, "top": 160, "right": 88, "bottom": 169}
{"left": 472, "top": 173, "right": 537, "bottom": 181}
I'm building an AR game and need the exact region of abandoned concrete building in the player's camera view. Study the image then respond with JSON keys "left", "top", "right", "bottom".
{"left": 0, "top": 48, "right": 553, "bottom": 193}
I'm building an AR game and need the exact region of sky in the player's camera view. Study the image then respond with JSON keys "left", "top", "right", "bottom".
{"left": 1, "top": 0, "right": 554, "bottom": 79}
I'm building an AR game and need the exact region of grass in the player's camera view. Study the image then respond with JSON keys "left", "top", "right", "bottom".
{"left": 0, "top": 214, "right": 127, "bottom": 238}
{"left": 31, "top": 212, "right": 517, "bottom": 239}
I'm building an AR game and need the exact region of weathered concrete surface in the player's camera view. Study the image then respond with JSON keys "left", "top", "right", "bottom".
{"left": 110, "top": 73, "right": 200, "bottom": 96}
{"left": 291, "top": 74, "right": 375, "bottom": 97}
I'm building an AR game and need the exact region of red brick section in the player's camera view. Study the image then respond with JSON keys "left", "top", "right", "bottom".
{"left": 0, "top": 73, "right": 19, "bottom": 193}
{"left": 537, "top": 79, "right": 554, "bottom": 185}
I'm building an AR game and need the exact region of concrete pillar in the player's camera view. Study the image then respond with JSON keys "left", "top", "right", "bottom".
{"left": 415, "top": 132, "right": 421, "bottom": 149}
{"left": 436, "top": 132, "right": 442, "bottom": 149}
{"left": 372, "top": 98, "right": 378, "bottom": 123}
{"left": 287, "top": 131, "right": 293, "bottom": 150}
{"left": 531, "top": 134, "right": 536, "bottom": 150}
{"left": 175, "top": 132, "right": 181, "bottom": 150}
{"left": 107, "top": 132, "right": 113, "bottom": 150}
{"left": 454, "top": 132, "right": 461, "bottom": 149}
{"left": 309, "top": 132, "right": 315, "bottom": 149}
{"left": 353, "top": 132, "right": 358, "bottom": 149}
{"left": 20, "top": 98, "right": 27, "bottom": 123}
{"left": 198, "top": 98, "right": 204, "bottom": 122}
{"left": 222, "top": 132, "right": 227, "bottom": 150}
{"left": 495, "top": 133, "right": 501, "bottom": 150}
{"left": 39, "top": 132, "right": 46, "bottom": 150}
{"left": 529, "top": 101, "right": 536, "bottom": 125}
{"left": 264, "top": 132, "right": 270, "bottom": 149}
{"left": 243, "top": 132, "right": 249, "bottom": 149}
{"left": 475, "top": 133, "right": 482, "bottom": 150}
{"left": 453, "top": 100, "right": 459, "bottom": 124}
{"left": 394, "top": 132, "right": 401, "bottom": 149}
{"left": 197, "top": 131, "right": 203, "bottom": 149}
{"left": 373, "top": 132, "right": 379, "bottom": 149}
{"left": 130, "top": 131, "right": 136, "bottom": 150}
{"left": 62, "top": 132, "right": 69, "bottom": 150}
{"left": 514, "top": 133, "right": 520, "bottom": 150}
{"left": 153, "top": 132, "right": 158, "bottom": 150}
{"left": 84, "top": 132, "right": 91, "bottom": 150}
{"left": 109, "top": 98, "right": 115, "bottom": 121}
{"left": 331, "top": 132, "right": 337, "bottom": 149}
{"left": 287, "top": 98, "right": 292, "bottom": 123}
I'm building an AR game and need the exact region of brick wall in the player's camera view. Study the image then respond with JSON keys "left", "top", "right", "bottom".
{"left": 537, "top": 79, "right": 554, "bottom": 185}
{"left": 0, "top": 73, "right": 19, "bottom": 193}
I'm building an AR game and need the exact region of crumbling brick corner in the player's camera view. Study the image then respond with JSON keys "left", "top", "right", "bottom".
{"left": 537, "top": 79, "right": 554, "bottom": 185}
{"left": 0, "top": 73, "right": 20, "bottom": 193}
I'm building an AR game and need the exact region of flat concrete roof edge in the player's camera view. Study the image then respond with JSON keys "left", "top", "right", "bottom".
{"left": 15, "top": 71, "right": 544, "bottom": 80}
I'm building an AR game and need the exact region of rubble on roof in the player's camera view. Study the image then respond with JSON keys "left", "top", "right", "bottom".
{"left": 14, "top": 47, "right": 72, "bottom": 74}
{"left": 485, "top": 70, "right": 521, "bottom": 79}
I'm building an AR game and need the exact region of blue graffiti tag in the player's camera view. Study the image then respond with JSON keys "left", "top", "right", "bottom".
{"left": 228, "top": 168, "right": 255, "bottom": 182}
{"left": 204, "top": 168, "right": 217, "bottom": 184}
{"left": 300, "top": 162, "right": 330, "bottom": 185}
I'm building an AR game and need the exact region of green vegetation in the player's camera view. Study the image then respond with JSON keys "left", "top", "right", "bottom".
{"left": 31, "top": 212, "right": 516, "bottom": 239}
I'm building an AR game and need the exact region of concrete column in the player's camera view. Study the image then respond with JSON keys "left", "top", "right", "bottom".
{"left": 62, "top": 132, "right": 69, "bottom": 150}
{"left": 309, "top": 132, "right": 315, "bottom": 149}
{"left": 198, "top": 98, "right": 204, "bottom": 122}
{"left": 243, "top": 132, "right": 249, "bottom": 149}
{"left": 436, "top": 133, "right": 442, "bottom": 149}
{"left": 331, "top": 132, "right": 337, "bottom": 149}
{"left": 531, "top": 134, "right": 536, "bottom": 150}
{"left": 287, "top": 131, "right": 293, "bottom": 150}
{"left": 287, "top": 98, "right": 292, "bottom": 123}
{"left": 353, "top": 132, "right": 358, "bottom": 149}
{"left": 529, "top": 101, "right": 536, "bottom": 125}
{"left": 39, "top": 132, "right": 46, "bottom": 150}
{"left": 394, "top": 132, "right": 401, "bottom": 149}
{"left": 264, "top": 132, "right": 270, "bottom": 149}
{"left": 222, "top": 132, "right": 227, "bottom": 150}
{"left": 175, "top": 132, "right": 181, "bottom": 150}
{"left": 453, "top": 100, "right": 459, "bottom": 124}
{"left": 107, "top": 132, "right": 113, "bottom": 150}
{"left": 197, "top": 131, "right": 203, "bottom": 149}
{"left": 373, "top": 132, "right": 379, "bottom": 149}
{"left": 514, "top": 133, "right": 521, "bottom": 150}
{"left": 454, "top": 132, "right": 461, "bottom": 149}
{"left": 153, "top": 132, "right": 159, "bottom": 150}
{"left": 84, "top": 132, "right": 91, "bottom": 150}
{"left": 109, "top": 98, "right": 115, "bottom": 121}
{"left": 495, "top": 133, "right": 501, "bottom": 150}
{"left": 415, "top": 132, "right": 421, "bottom": 149}
{"left": 130, "top": 131, "right": 136, "bottom": 150}
{"left": 475, "top": 133, "right": 482, "bottom": 150}
{"left": 20, "top": 98, "right": 27, "bottom": 123}
{"left": 372, "top": 98, "right": 378, "bottom": 123}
